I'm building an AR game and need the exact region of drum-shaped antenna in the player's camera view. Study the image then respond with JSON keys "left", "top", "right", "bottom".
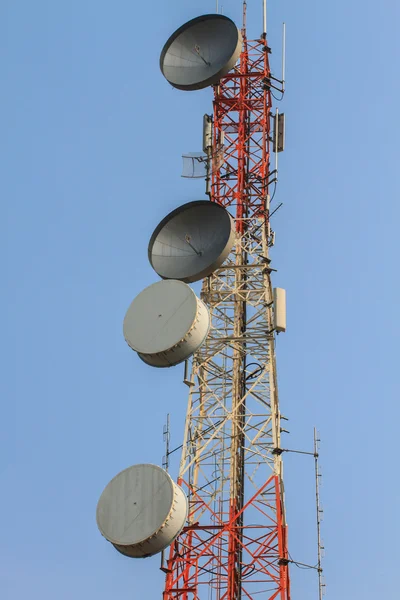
{"left": 123, "top": 279, "right": 210, "bottom": 368}
{"left": 160, "top": 14, "right": 242, "bottom": 91}
{"left": 149, "top": 200, "right": 235, "bottom": 283}
{"left": 96, "top": 464, "right": 188, "bottom": 558}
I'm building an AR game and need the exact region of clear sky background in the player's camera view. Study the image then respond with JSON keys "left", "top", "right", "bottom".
{"left": 2, "top": 0, "right": 399, "bottom": 598}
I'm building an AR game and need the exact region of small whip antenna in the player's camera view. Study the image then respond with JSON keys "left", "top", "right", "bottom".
{"left": 282, "top": 22, "right": 286, "bottom": 91}
{"left": 263, "top": 0, "right": 267, "bottom": 36}
{"left": 314, "top": 428, "right": 325, "bottom": 600}
{"left": 162, "top": 414, "right": 170, "bottom": 472}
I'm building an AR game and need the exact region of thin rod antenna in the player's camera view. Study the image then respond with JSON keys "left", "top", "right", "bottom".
{"left": 314, "top": 428, "right": 324, "bottom": 600}
{"left": 216, "top": 0, "right": 218, "bottom": 13}
{"left": 160, "top": 413, "right": 171, "bottom": 573}
{"left": 163, "top": 414, "right": 170, "bottom": 471}
{"left": 282, "top": 23, "right": 286, "bottom": 92}
{"left": 263, "top": 0, "right": 267, "bottom": 36}
{"left": 243, "top": 0, "right": 247, "bottom": 31}
{"left": 205, "top": 149, "right": 211, "bottom": 197}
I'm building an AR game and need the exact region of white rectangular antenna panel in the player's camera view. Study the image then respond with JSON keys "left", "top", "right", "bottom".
{"left": 273, "top": 288, "right": 286, "bottom": 333}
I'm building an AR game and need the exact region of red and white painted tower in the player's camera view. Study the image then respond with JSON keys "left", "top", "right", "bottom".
{"left": 162, "top": 3, "right": 290, "bottom": 599}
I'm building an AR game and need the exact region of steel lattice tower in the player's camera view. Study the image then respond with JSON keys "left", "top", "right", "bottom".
{"left": 163, "top": 5, "right": 290, "bottom": 600}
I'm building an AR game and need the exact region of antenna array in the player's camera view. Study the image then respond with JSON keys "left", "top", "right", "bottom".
{"left": 95, "top": 4, "right": 322, "bottom": 599}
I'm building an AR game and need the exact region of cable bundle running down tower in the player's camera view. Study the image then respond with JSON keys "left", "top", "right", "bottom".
{"left": 96, "top": 3, "right": 292, "bottom": 600}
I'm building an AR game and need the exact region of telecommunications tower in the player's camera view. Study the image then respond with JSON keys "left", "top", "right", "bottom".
{"left": 96, "top": 3, "right": 297, "bottom": 600}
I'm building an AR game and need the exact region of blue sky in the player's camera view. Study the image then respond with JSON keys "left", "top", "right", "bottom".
{"left": 2, "top": 0, "right": 400, "bottom": 598}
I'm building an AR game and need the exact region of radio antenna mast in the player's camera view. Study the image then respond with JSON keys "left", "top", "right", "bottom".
{"left": 97, "top": 2, "right": 298, "bottom": 599}
{"left": 159, "top": 5, "right": 290, "bottom": 600}
{"left": 314, "top": 428, "right": 325, "bottom": 600}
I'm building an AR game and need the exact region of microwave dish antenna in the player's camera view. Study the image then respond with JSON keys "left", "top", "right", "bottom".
{"left": 160, "top": 14, "right": 242, "bottom": 91}
{"left": 96, "top": 464, "right": 188, "bottom": 558}
{"left": 123, "top": 279, "right": 210, "bottom": 367}
{"left": 148, "top": 200, "right": 234, "bottom": 283}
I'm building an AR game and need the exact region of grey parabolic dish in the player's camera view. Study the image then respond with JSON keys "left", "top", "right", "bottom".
{"left": 123, "top": 279, "right": 210, "bottom": 367}
{"left": 124, "top": 280, "right": 199, "bottom": 354}
{"left": 160, "top": 14, "right": 242, "bottom": 91}
{"left": 148, "top": 200, "right": 235, "bottom": 283}
{"left": 96, "top": 465, "right": 174, "bottom": 547}
{"left": 96, "top": 464, "right": 188, "bottom": 558}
